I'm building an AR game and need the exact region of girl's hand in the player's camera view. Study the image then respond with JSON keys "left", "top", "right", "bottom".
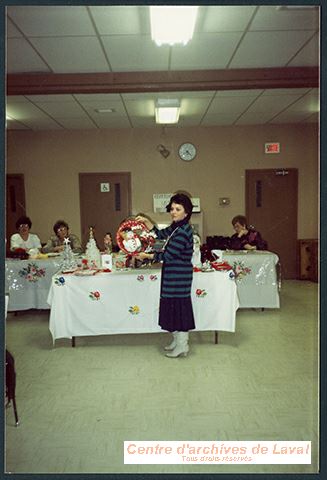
{"left": 135, "top": 215, "right": 154, "bottom": 231}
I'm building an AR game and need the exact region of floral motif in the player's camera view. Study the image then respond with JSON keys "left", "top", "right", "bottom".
{"left": 89, "top": 291, "right": 101, "bottom": 301}
{"left": 129, "top": 305, "right": 140, "bottom": 315}
{"left": 149, "top": 274, "right": 158, "bottom": 281}
{"left": 196, "top": 288, "right": 207, "bottom": 298}
{"left": 55, "top": 276, "right": 66, "bottom": 286}
{"left": 19, "top": 263, "right": 46, "bottom": 282}
{"left": 137, "top": 274, "right": 145, "bottom": 282}
{"left": 232, "top": 261, "right": 252, "bottom": 281}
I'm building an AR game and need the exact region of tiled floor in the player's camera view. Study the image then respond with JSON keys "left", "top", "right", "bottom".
{"left": 5, "top": 280, "right": 319, "bottom": 474}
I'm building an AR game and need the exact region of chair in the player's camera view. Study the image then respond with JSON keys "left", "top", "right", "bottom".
{"left": 5, "top": 349, "right": 19, "bottom": 426}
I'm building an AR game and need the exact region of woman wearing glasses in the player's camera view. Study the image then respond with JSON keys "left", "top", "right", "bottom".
{"left": 42, "top": 220, "right": 82, "bottom": 254}
{"left": 10, "top": 216, "right": 42, "bottom": 252}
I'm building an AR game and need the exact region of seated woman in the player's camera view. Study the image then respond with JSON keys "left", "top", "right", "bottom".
{"left": 42, "top": 220, "right": 83, "bottom": 254}
{"left": 230, "top": 215, "right": 267, "bottom": 251}
{"left": 10, "top": 216, "right": 41, "bottom": 252}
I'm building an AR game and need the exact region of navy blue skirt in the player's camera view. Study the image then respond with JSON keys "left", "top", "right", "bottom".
{"left": 158, "top": 297, "right": 195, "bottom": 332}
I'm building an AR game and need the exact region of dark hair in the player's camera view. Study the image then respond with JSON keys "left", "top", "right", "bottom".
{"left": 166, "top": 193, "right": 193, "bottom": 221}
{"left": 232, "top": 215, "right": 247, "bottom": 227}
{"left": 16, "top": 215, "right": 32, "bottom": 230}
{"left": 53, "top": 220, "right": 69, "bottom": 235}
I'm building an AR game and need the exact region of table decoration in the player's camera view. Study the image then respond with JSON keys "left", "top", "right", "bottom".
{"left": 116, "top": 218, "right": 156, "bottom": 255}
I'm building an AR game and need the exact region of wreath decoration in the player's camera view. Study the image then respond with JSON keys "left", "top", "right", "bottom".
{"left": 116, "top": 218, "right": 156, "bottom": 256}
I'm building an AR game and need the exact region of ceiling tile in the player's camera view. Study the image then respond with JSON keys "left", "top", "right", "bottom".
{"left": 246, "top": 94, "right": 301, "bottom": 114}
{"left": 201, "top": 113, "right": 240, "bottom": 126}
{"left": 269, "top": 111, "right": 315, "bottom": 124}
{"left": 129, "top": 117, "right": 157, "bottom": 128}
{"left": 124, "top": 99, "right": 154, "bottom": 117}
{"left": 14, "top": 116, "right": 63, "bottom": 129}
{"left": 262, "top": 88, "right": 310, "bottom": 96}
{"left": 55, "top": 118, "right": 97, "bottom": 129}
{"left": 92, "top": 116, "right": 131, "bottom": 128}
{"left": 89, "top": 6, "right": 149, "bottom": 35}
{"left": 171, "top": 32, "right": 243, "bottom": 70}
{"left": 7, "top": 5, "right": 95, "bottom": 36}
{"left": 235, "top": 112, "right": 277, "bottom": 125}
{"left": 200, "top": 6, "right": 257, "bottom": 32}
{"left": 29, "top": 37, "right": 110, "bottom": 73}
{"left": 284, "top": 92, "right": 319, "bottom": 113}
{"left": 26, "top": 94, "right": 75, "bottom": 103}
{"left": 230, "top": 30, "right": 315, "bottom": 68}
{"left": 74, "top": 93, "right": 122, "bottom": 102}
{"left": 6, "top": 101, "right": 57, "bottom": 121}
{"left": 287, "top": 33, "right": 319, "bottom": 67}
{"left": 7, "top": 18, "right": 23, "bottom": 38}
{"left": 207, "top": 95, "right": 255, "bottom": 114}
{"left": 216, "top": 89, "right": 263, "bottom": 97}
{"left": 7, "top": 38, "right": 51, "bottom": 73}
{"left": 250, "top": 5, "right": 319, "bottom": 31}
{"left": 101, "top": 35, "right": 169, "bottom": 71}
{"left": 34, "top": 101, "right": 88, "bottom": 119}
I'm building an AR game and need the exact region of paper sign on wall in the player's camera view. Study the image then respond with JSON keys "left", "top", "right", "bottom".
{"left": 153, "top": 193, "right": 200, "bottom": 212}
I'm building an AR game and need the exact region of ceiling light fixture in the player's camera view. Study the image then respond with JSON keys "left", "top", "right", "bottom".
{"left": 150, "top": 6, "right": 199, "bottom": 46}
{"left": 155, "top": 99, "right": 180, "bottom": 124}
{"left": 95, "top": 108, "right": 115, "bottom": 113}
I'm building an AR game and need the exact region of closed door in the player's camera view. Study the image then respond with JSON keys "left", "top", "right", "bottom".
{"left": 79, "top": 172, "right": 131, "bottom": 249}
{"left": 246, "top": 168, "right": 298, "bottom": 279}
{"left": 6, "top": 174, "right": 26, "bottom": 244}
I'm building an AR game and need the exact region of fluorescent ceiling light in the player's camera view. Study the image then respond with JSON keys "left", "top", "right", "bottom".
{"left": 150, "top": 6, "right": 198, "bottom": 46}
{"left": 155, "top": 99, "right": 180, "bottom": 124}
{"left": 95, "top": 108, "right": 115, "bottom": 113}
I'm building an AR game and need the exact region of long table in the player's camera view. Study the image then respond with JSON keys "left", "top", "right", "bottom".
{"left": 47, "top": 269, "right": 239, "bottom": 343}
{"left": 5, "top": 257, "right": 63, "bottom": 311}
{"left": 5, "top": 251, "right": 279, "bottom": 313}
{"left": 222, "top": 251, "right": 280, "bottom": 309}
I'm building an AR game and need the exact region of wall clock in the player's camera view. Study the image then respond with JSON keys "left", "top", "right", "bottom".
{"left": 178, "top": 142, "right": 197, "bottom": 161}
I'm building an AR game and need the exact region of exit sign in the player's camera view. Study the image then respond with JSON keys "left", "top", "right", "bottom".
{"left": 265, "top": 142, "right": 280, "bottom": 154}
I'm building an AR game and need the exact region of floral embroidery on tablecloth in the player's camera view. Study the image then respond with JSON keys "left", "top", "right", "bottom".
{"left": 232, "top": 261, "right": 252, "bottom": 281}
{"left": 129, "top": 305, "right": 140, "bottom": 315}
{"left": 89, "top": 291, "right": 101, "bottom": 301}
{"left": 196, "top": 288, "right": 207, "bottom": 298}
{"left": 149, "top": 274, "right": 158, "bottom": 281}
{"left": 19, "top": 263, "right": 46, "bottom": 282}
{"left": 55, "top": 276, "right": 66, "bottom": 286}
{"left": 137, "top": 275, "right": 145, "bottom": 282}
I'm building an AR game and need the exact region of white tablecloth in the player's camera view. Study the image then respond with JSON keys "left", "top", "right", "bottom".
{"left": 5, "top": 257, "right": 63, "bottom": 311}
{"left": 47, "top": 269, "right": 239, "bottom": 342}
{"left": 222, "top": 251, "right": 280, "bottom": 308}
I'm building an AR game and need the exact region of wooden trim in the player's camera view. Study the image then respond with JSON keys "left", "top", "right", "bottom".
{"left": 7, "top": 67, "right": 318, "bottom": 95}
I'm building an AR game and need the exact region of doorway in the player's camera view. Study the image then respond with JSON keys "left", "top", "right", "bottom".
{"left": 6, "top": 174, "right": 26, "bottom": 246}
{"left": 79, "top": 172, "right": 131, "bottom": 249}
{"left": 245, "top": 168, "right": 298, "bottom": 279}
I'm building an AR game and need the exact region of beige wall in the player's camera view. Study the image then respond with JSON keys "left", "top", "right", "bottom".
{"left": 7, "top": 123, "right": 319, "bottom": 244}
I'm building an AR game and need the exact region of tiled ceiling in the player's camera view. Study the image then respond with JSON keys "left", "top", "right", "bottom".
{"left": 6, "top": 5, "right": 320, "bottom": 131}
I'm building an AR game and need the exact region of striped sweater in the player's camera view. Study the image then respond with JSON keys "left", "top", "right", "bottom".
{"left": 153, "top": 222, "right": 193, "bottom": 298}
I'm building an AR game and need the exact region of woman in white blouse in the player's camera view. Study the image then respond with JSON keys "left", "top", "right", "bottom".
{"left": 10, "top": 216, "right": 42, "bottom": 252}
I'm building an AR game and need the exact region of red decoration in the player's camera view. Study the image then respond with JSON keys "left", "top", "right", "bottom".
{"left": 211, "top": 261, "right": 233, "bottom": 271}
{"left": 116, "top": 219, "right": 155, "bottom": 256}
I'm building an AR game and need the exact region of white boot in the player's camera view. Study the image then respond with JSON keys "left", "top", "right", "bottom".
{"left": 164, "top": 332, "right": 178, "bottom": 351}
{"left": 165, "top": 332, "right": 189, "bottom": 358}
